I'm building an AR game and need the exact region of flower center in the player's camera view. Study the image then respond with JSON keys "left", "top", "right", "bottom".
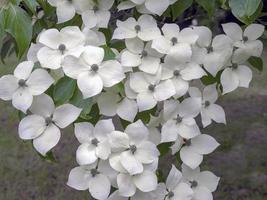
{"left": 18, "top": 79, "right": 27, "bottom": 87}
{"left": 135, "top": 25, "right": 141, "bottom": 33}
{"left": 148, "top": 84, "right": 155, "bottom": 92}
{"left": 167, "top": 191, "right": 174, "bottom": 198}
{"left": 171, "top": 37, "right": 178, "bottom": 46}
{"left": 190, "top": 180, "right": 198, "bottom": 188}
{"left": 232, "top": 63, "right": 238, "bottom": 70}
{"left": 93, "top": 5, "right": 99, "bottom": 12}
{"left": 243, "top": 36, "right": 248, "bottom": 42}
{"left": 90, "top": 168, "right": 99, "bottom": 177}
{"left": 184, "top": 139, "right": 191, "bottom": 146}
{"left": 207, "top": 46, "right": 213, "bottom": 53}
{"left": 141, "top": 50, "right": 148, "bottom": 57}
{"left": 58, "top": 44, "right": 66, "bottom": 54}
{"left": 45, "top": 117, "right": 53, "bottom": 125}
{"left": 173, "top": 70, "right": 180, "bottom": 77}
{"left": 91, "top": 138, "right": 99, "bottom": 146}
{"left": 129, "top": 145, "right": 137, "bottom": 154}
{"left": 204, "top": 100, "right": 210, "bottom": 107}
{"left": 175, "top": 115, "right": 183, "bottom": 124}
{"left": 91, "top": 64, "right": 99, "bottom": 72}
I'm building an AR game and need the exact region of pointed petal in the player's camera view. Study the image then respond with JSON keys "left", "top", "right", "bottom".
{"left": 117, "top": 173, "right": 136, "bottom": 197}
{"left": 191, "top": 134, "right": 219, "bottom": 155}
{"left": 12, "top": 88, "right": 33, "bottom": 113}
{"left": 14, "top": 61, "right": 34, "bottom": 80}
{"left": 0, "top": 75, "right": 18, "bottom": 100}
{"left": 74, "top": 122, "right": 94, "bottom": 143}
{"left": 120, "top": 151, "right": 143, "bottom": 175}
{"left": 180, "top": 146, "right": 203, "bottom": 169}
{"left": 133, "top": 170, "right": 158, "bottom": 192}
{"left": 76, "top": 143, "right": 98, "bottom": 165}
{"left": 89, "top": 174, "right": 111, "bottom": 200}
{"left": 67, "top": 166, "right": 90, "bottom": 190}
{"left": 166, "top": 165, "right": 182, "bottom": 190}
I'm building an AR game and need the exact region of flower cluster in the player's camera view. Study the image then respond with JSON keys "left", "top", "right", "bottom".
{"left": 0, "top": 0, "right": 264, "bottom": 199}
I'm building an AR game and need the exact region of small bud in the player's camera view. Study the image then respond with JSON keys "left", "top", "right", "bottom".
{"left": 171, "top": 37, "right": 178, "bottom": 46}
{"left": 91, "top": 64, "right": 99, "bottom": 72}
{"left": 129, "top": 145, "right": 137, "bottom": 154}
{"left": 58, "top": 44, "right": 66, "bottom": 54}
{"left": 90, "top": 169, "right": 99, "bottom": 177}
{"left": 148, "top": 84, "right": 155, "bottom": 92}
{"left": 173, "top": 70, "right": 180, "bottom": 77}
{"left": 18, "top": 79, "right": 27, "bottom": 87}
{"left": 91, "top": 138, "right": 99, "bottom": 146}
{"left": 45, "top": 117, "right": 53, "bottom": 125}
{"left": 141, "top": 50, "right": 148, "bottom": 57}
{"left": 135, "top": 25, "right": 141, "bottom": 33}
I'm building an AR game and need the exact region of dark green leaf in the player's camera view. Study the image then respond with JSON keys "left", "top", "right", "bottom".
{"left": 196, "top": 0, "right": 216, "bottom": 17}
{"left": 171, "top": 0, "right": 193, "bottom": 21}
{"left": 0, "top": 37, "right": 14, "bottom": 63}
{"left": 157, "top": 142, "right": 172, "bottom": 157}
{"left": 248, "top": 56, "right": 263, "bottom": 71}
{"left": 99, "top": 28, "right": 112, "bottom": 44}
{"left": 53, "top": 77, "right": 76, "bottom": 105}
{"left": 102, "top": 45, "right": 116, "bottom": 61}
{"left": 22, "top": 0, "right": 39, "bottom": 14}
{"left": 2, "top": 4, "right": 32, "bottom": 57}
{"left": 135, "top": 107, "right": 157, "bottom": 124}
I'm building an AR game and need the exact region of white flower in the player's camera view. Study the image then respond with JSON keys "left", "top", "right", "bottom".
{"left": 0, "top": 61, "right": 54, "bottom": 113}
{"left": 118, "top": 0, "right": 178, "bottom": 16}
{"left": 152, "top": 23, "right": 198, "bottom": 63}
{"left": 81, "top": 0, "right": 114, "bottom": 28}
{"left": 108, "top": 120, "right": 159, "bottom": 175}
{"left": 182, "top": 164, "right": 220, "bottom": 200}
{"left": 97, "top": 90, "right": 138, "bottom": 122}
{"left": 160, "top": 165, "right": 194, "bottom": 200}
{"left": 27, "top": 42, "right": 43, "bottom": 63}
{"left": 62, "top": 46, "right": 125, "bottom": 98}
{"left": 189, "top": 85, "right": 226, "bottom": 127}
{"left": 112, "top": 15, "right": 161, "bottom": 41}
{"left": 75, "top": 119, "right": 115, "bottom": 165}
{"left": 192, "top": 26, "right": 233, "bottom": 76}
{"left": 161, "top": 98, "right": 201, "bottom": 142}
{"left": 117, "top": 170, "right": 158, "bottom": 197}
{"left": 161, "top": 60, "right": 206, "bottom": 98}
{"left": 82, "top": 27, "right": 106, "bottom": 46}
{"left": 121, "top": 38, "right": 163, "bottom": 74}
{"left": 177, "top": 134, "right": 220, "bottom": 169}
{"left": 37, "top": 26, "right": 85, "bottom": 69}
{"left": 67, "top": 160, "right": 117, "bottom": 200}
{"left": 222, "top": 23, "right": 264, "bottom": 61}
{"left": 18, "top": 94, "right": 81, "bottom": 155}
{"left": 129, "top": 72, "right": 176, "bottom": 112}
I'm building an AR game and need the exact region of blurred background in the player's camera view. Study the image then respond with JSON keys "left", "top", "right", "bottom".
{"left": 0, "top": 1, "right": 267, "bottom": 200}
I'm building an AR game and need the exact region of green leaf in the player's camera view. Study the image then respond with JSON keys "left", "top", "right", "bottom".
{"left": 157, "top": 142, "right": 172, "bottom": 157}
{"left": 135, "top": 107, "right": 157, "bottom": 124}
{"left": 229, "top": 0, "right": 262, "bottom": 24}
{"left": 171, "top": 0, "right": 193, "bottom": 21}
{"left": 248, "top": 56, "right": 263, "bottom": 71}
{"left": 0, "top": 37, "right": 14, "bottom": 63}
{"left": 102, "top": 45, "right": 116, "bottom": 61}
{"left": 53, "top": 77, "right": 76, "bottom": 105}
{"left": 196, "top": 0, "right": 216, "bottom": 17}
{"left": 22, "top": 0, "right": 39, "bottom": 14}
{"left": 2, "top": 4, "right": 33, "bottom": 57}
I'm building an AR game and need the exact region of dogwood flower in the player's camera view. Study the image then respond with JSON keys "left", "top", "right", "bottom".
{"left": 192, "top": 26, "right": 233, "bottom": 76}
{"left": 222, "top": 23, "right": 264, "bottom": 61}
{"left": 75, "top": 119, "right": 115, "bottom": 165}
{"left": 62, "top": 46, "right": 125, "bottom": 98}
{"left": 189, "top": 85, "right": 226, "bottom": 127}
{"left": 82, "top": 0, "right": 114, "bottom": 28}
{"left": 129, "top": 72, "right": 176, "bottom": 111}
{"left": 0, "top": 61, "right": 54, "bottom": 113}
{"left": 161, "top": 98, "right": 201, "bottom": 142}
{"left": 121, "top": 38, "right": 163, "bottom": 74}
{"left": 37, "top": 26, "right": 85, "bottom": 69}
{"left": 178, "top": 134, "right": 220, "bottom": 169}
{"left": 117, "top": 170, "right": 158, "bottom": 197}
{"left": 67, "top": 160, "right": 117, "bottom": 200}
{"left": 182, "top": 164, "right": 220, "bottom": 200}
{"left": 97, "top": 90, "right": 138, "bottom": 122}
{"left": 112, "top": 15, "right": 161, "bottom": 41}
{"left": 118, "top": 0, "right": 178, "bottom": 16}
{"left": 160, "top": 165, "right": 193, "bottom": 200}
{"left": 18, "top": 94, "right": 81, "bottom": 155}
{"left": 82, "top": 27, "right": 106, "bottom": 46}
{"left": 108, "top": 120, "right": 159, "bottom": 175}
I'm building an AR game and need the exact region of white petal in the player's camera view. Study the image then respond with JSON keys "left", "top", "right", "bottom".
{"left": 108, "top": 131, "right": 130, "bottom": 150}
{"left": 139, "top": 56, "right": 160, "bottom": 74}
{"left": 77, "top": 72, "right": 103, "bottom": 98}
{"left": 178, "top": 123, "right": 200, "bottom": 139}
{"left": 26, "top": 69, "right": 54, "bottom": 95}
{"left": 97, "top": 92, "right": 118, "bottom": 117}
{"left": 166, "top": 165, "right": 182, "bottom": 190}
{"left": 193, "top": 26, "right": 212, "bottom": 47}
{"left": 125, "top": 38, "right": 144, "bottom": 54}
{"left": 137, "top": 92, "right": 157, "bottom": 112}
{"left": 196, "top": 171, "right": 220, "bottom": 192}
{"left": 118, "top": 1, "right": 136, "bottom": 10}
{"left": 162, "top": 23, "right": 180, "bottom": 39}
{"left": 151, "top": 36, "right": 171, "bottom": 54}
{"left": 62, "top": 55, "right": 89, "bottom": 79}
{"left": 138, "top": 15, "right": 161, "bottom": 41}
{"left": 129, "top": 72, "right": 149, "bottom": 93}
{"left": 33, "top": 124, "right": 61, "bottom": 155}
{"left": 94, "top": 119, "right": 115, "bottom": 140}
{"left": 221, "top": 68, "right": 239, "bottom": 94}
{"left": 191, "top": 134, "right": 219, "bottom": 155}
{"left": 166, "top": 43, "right": 192, "bottom": 64}
{"left": 161, "top": 120, "right": 178, "bottom": 143}
{"left": 108, "top": 190, "right": 128, "bottom": 200}
{"left": 96, "top": 140, "right": 111, "bottom": 160}
{"left": 39, "top": 28, "right": 60, "bottom": 49}
{"left": 56, "top": 1, "right": 76, "bottom": 23}
{"left": 244, "top": 24, "right": 265, "bottom": 41}
{"left": 181, "top": 163, "right": 200, "bottom": 181}
{"left": 95, "top": 10, "right": 111, "bottom": 28}
{"left": 14, "top": 61, "right": 34, "bottom": 80}
{"left": 203, "top": 84, "right": 218, "bottom": 103}
{"left": 30, "top": 93, "right": 55, "bottom": 117}
{"left": 125, "top": 119, "right": 149, "bottom": 144}
{"left": 180, "top": 146, "right": 203, "bottom": 169}
{"left": 74, "top": 122, "right": 94, "bottom": 143}
{"left": 112, "top": 18, "right": 137, "bottom": 40}
{"left": 0, "top": 75, "right": 18, "bottom": 100}
{"left": 117, "top": 173, "right": 136, "bottom": 197}
{"left": 82, "top": 46, "right": 104, "bottom": 65}
{"left": 37, "top": 47, "right": 62, "bottom": 69}
{"left": 89, "top": 174, "right": 111, "bottom": 200}
{"left": 236, "top": 65, "right": 252, "bottom": 88}
{"left": 170, "top": 137, "right": 184, "bottom": 155}
{"left": 76, "top": 143, "right": 97, "bottom": 165}
{"left": 98, "top": 60, "right": 125, "bottom": 87}
{"left": 179, "top": 97, "right": 202, "bottom": 118}
{"left": 154, "top": 80, "right": 176, "bottom": 101}
{"left": 121, "top": 50, "right": 141, "bottom": 67}
{"left": 222, "top": 23, "right": 243, "bottom": 41}
{"left": 53, "top": 104, "right": 81, "bottom": 128}
{"left": 59, "top": 26, "right": 86, "bottom": 49}
{"left": 145, "top": 0, "right": 169, "bottom": 15}
{"left": 117, "top": 98, "right": 138, "bottom": 122}
{"left": 12, "top": 88, "right": 33, "bottom": 113}
{"left": 27, "top": 42, "right": 43, "bottom": 63}
{"left": 120, "top": 151, "right": 143, "bottom": 175}
{"left": 172, "top": 77, "right": 189, "bottom": 98}
{"left": 205, "top": 104, "right": 226, "bottom": 124}
{"left": 135, "top": 141, "right": 159, "bottom": 164}
{"left": 67, "top": 166, "right": 90, "bottom": 190}
{"left": 82, "top": 10, "right": 98, "bottom": 28}
{"left": 180, "top": 63, "right": 206, "bottom": 81}
{"left": 133, "top": 170, "right": 158, "bottom": 192}
{"left": 109, "top": 153, "right": 128, "bottom": 173}
{"left": 173, "top": 183, "right": 193, "bottom": 200}
{"left": 193, "top": 186, "right": 213, "bottom": 200}
{"left": 179, "top": 28, "right": 198, "bottom": 44}
{"left": 18, "top": 115, "right": 46, "bottom": 140}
